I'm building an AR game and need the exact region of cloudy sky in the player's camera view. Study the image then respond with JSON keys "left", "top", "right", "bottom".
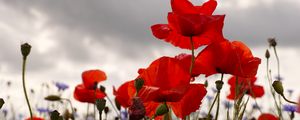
{"left": 1, "top": 0, "right": 300, "bottom": 119}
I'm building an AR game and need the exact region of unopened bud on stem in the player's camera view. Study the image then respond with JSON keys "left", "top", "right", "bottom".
{"left": 21, "top": 43, "right": 31, "bottom": 60}
{"left": 272, "top": 80, "right": 284, "bottom": 95}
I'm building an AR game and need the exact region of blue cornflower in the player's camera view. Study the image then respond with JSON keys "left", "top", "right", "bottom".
{"left": 206, "top": 95, "right": 214, "bottom": 102}
{"left": 287, "top": 89, "right": 294, "bottom": 95}
{"left": 37, "top": 107, "right": 50, "bottom": 114}
{"left": 55, "top": 82, "right": 69, "bottom": 91}
{"left": 121, "top": 110, "right": 128, "bottom": 120}
{"left": 223, "top": 101, "right": 233, "bottom": 109}
{"left": 252, "top": 103, "right": 260, "bottom": 109}
{"left": 283, "top": 104, "right": 297, "bottom": 112}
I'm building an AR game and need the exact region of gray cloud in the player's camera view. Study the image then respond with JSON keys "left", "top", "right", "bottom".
{"left": 1, "top": 0, "right": 300, "bottom": 78}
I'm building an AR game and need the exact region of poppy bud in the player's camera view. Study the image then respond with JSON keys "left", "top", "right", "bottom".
{"left": 45, "top": 95, "right": 61, "bottom": 101}
{"left": 265, "top": 49, "right": 270, "bottom": 59}
{"left": 99, "top": 85, "right": 106, "bottom": 93}
{"left": 21, "top": 43, "right": 32, "bottom": 59}
{"left": 95, "top": 99, "right": 106, "bottom": 113}
{"left": 215, "top": 80, "right": 224, "bottom": 91}
{"left": 154, "top": 103, "right": 169, "bottom": 117}
{"left": 272, "top": 80, "right": 284, "bottom": 95}
{"left": 114, "top": 98, "right": 121, "bottom": 111}
{"left": 134, "top": 78, "right": 144, "bottom": 93}
{"left": 129, "top": 97, "right": 145, "bottom": 120}
{"left": 104, "top": 106, "right": 109, "bottom": 114}
{"left": 268, "top": 38, "right": 277, "bottom": 47}
{"left": 0, "top": 98, "right": 4, "bottom": 109}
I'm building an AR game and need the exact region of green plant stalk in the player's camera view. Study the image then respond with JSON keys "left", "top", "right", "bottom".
{"left": 86, "top": 103, "right": 89, "bottom": 120}
{"left": 22, "top": 58, "right": 33, "bottom": 120}
{"left": 189, "top": 36, "right": 195, "bottom": 75}
{"left": 215, "top": 93, "right": 220, "bottom": 120}
{"left": 267, "top": 58, "right": 282, "bottom": 119}
{"left": 281, "top": 94, "right": 298, "bottom": 105}
{"left": 207, "top": 92, "right": 219, "bottom": 120}
{"left": 273, "top": 47, "right": 284, "bottom": 118}
{"left": 106, "top": 96, "right": 121, "bottom": 118}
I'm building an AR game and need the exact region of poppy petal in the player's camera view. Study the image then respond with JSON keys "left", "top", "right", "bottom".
{"left": 169, "top": 84, "right": 207, "bottom": 118}
{"left": 114, "top": 80, "right": 136, "bottom": 108}
{"left": 74, "top": 84, "right": 106, "bottom": 103}
{"left": 82, "top": 69, "right": 107, "bottom": 89}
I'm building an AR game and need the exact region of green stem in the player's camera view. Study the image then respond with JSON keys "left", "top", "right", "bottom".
{"left": 207, "top": 93, "right": 219, "bottom": 120}
{"left": 86, "top": 103, "right": 89, "bottom": 120}
{"left": 22, "top": 58, "right": 33, "bottom": 120}
{"left": 189, "top": 36, "right": 195, "bottom": 75}
{"left": 106, "top": 96, "right": 121, "bottom": 118}
{"left": 267, "top": 58, "right": 282, "bottom": 119}
{"left": 215, "top": 92, "right": 220, "bottom": 120}
{"left": 273, "top": 47, "right": 280, "bottom": 80}
{"left": 281, "top": 94, "right": 298, "bottom": 105}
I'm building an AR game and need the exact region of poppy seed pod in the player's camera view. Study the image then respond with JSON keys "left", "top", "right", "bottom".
{"left": 21, "top": 43, "right": 31, "bottom": 59}
{"left": 155, "top": 103, "right": 169, "bottom": 117}
{"left": 272, "top": 80, "right": 284, "bottom": 95}
{"left": 265, "top": 49, "right": 270, "bottom": 59}
{"left": 215, "top": 80, "right": 224, "bottom": 91}
{"left": 268, "top": 38, "right": 277, "bottom": 47}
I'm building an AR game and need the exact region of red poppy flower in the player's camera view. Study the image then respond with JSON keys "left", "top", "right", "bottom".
{"left": 113, "top": 80, "right": 136, "bottom": 108}
{"left": 25, "top": 116, "right": 44, "bottom": 120}
{"left": 82, "top": 69, "right": 107, "bottom": 89}
{"left": 137, "top": 56, "right": 191, "bottom": 102}
{"left": 74, "top": 84, "right": 106, "bottom": 103}
{"left": 151, "top": 0, "right": 225, "bottom": 50}
{"left": 194, "top": 39, "right": 261, "bottom": 78}
{"left": 258, "top": 113, "right": 279, "bottom": 120}
{"left": 227, "top": 76, "right": 264, "bottom": 100}
{"left": 143, "top": 84, "right": 207, "bottom": 119}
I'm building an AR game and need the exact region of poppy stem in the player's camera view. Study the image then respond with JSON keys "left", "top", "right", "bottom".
{"left": 86, "top": 103, "right": 89, "bottom": 120}
{"left": 22, "top": 57, "right": 33, "bottom": 120}
{"left": 106, "top": 96, "right": 121, "bottom": 118}
{"left": 206, "top": 92, "right": 218, "bottom": 120}
{"left": 281, "top": 94, "right": 298, "bottom": 105}
{"left": 189, "top": 36, "right": 195, "bottom": 76}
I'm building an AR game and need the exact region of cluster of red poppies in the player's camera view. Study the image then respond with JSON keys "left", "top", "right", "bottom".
{"left": 112, "top": 0, "right": 265, "bottom": 119}
{"left": 71, "top": 0, "right": 281, "bottom": 119}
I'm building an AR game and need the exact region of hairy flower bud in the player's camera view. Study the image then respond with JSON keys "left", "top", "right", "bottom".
{"left": 265, "top": 49, "right": 270, "bottom": 59}
{"left": 95, "top": 99, "right": 106, "bottom": 113}
{"left": 272, "top": 80, "right": 284, "bottom": 95}
{"left": 21, "top": 43, "right": 31, "bottom": 59}
{"left": 134, "top": 78, "right": 144, "bottom": 93}
{"left": 155, "top": 103, "right": 169, "bottom": 117}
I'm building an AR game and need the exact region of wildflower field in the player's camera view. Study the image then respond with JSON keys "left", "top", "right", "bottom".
{"left": 1, "top": 0, "right": 300, "bottom": 120}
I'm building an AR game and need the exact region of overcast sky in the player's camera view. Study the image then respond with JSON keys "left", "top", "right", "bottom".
{"left": 1, "top": 0, "right": 300, "bottom": 119}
